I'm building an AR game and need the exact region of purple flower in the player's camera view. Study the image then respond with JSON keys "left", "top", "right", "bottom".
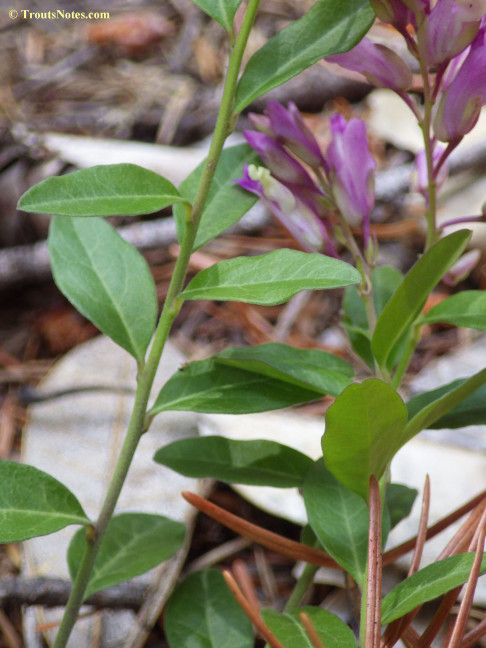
{"left": 326, "top": 115, "right": 376, "bottom": 229}
{"left": 249, "top": 101, "right": 326, "bottom": 169}
{"left": 236, "top": 165, "right": 334, "bottom": 254}
{"left": 417, "top": 0, "right": 485, "bottom": 67}
{"left": 443, "top": 249, "right": 481, "bottom": 286}
{"left": 327, "top": 38, "right": 413, "bottom": 93}
{"left": 243, "top": 130, "right": 319, "bottom": 188}
{"left": 433, "top": 20, "right": 486, "bottom": 141}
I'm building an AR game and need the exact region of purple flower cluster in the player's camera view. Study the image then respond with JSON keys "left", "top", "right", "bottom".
{"left": 333, "top": 0, "right": 486, "bottom": 144}
{"left": 237, "top": 102, "right": 376, "bottom": 256}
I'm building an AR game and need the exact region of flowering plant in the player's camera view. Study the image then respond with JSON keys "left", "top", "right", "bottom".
{"left": 5, "top": 1, "right": 486, "bottom": 647}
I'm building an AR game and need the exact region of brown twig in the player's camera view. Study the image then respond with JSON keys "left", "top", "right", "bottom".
{"left": 232, "top": 559, "right": 261, "bottom": 613}
{"left": 223, "top": 571, "right": 286, "bottom": 648}
{"left": 383, "top": 490, "right": 486, "bottom": 566}
{"left": 365, "top": 476, "right": 382, "bottom": 648}
{"left": 299, "top": 612, "right": 326, "bottom": 648}
{"left": 182, "top": 492, "right": 339, "bottom": 568}
{"left": 447, "top": 508, "right": 486, "bottom": 648}
{"left": 383, "top": 475, "right": 431, "bottom": 648}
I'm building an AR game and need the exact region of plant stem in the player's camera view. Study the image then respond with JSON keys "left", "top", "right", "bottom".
{"left": 52, "top": 3, "right": 260, "bottom": 645}
{"left": 284, "top": 562, "right": 319, "bottom": 613}
{"left": 419, "top": 62, "right": 439, "bottom": 250}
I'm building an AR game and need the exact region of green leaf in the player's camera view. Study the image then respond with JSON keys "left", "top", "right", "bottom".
{"left": 48, "top": 217, "right": 157, "bottom": 362}
{"left": 181, "top": 249, "right": 361, "bottom": 305}
{"left": 385, "top": 483, "right": 418, "bottom": 530}
{"left": 303, "top": 459, "right": 369, "bottom": 585}
{"left": 420, "top": 291, "right": 486, "bottom": 329}
{"left": 0, "top": 461, "right": 89, "bottom": 543}
{"left": 150, "top": 359, "right": 322, "bottom": 415}
{"left": 234, "top": 0, "right": 374, "bottom": 112}
{"left": 174, "top": 144, "right": 259, "bottom": 250}
{"left": 343, "top": 266, "right": 404, "bottom": 369}
{"left": 214, "top": 343, "right": 353, "bottom": 397}
{"left": 18, "top": 164, "right": 183, "bottom": 217}
{"left": 404, "top": 369, "right": 486, "bottom": 441}
{"left": 165, "top": 570, "right": 253, "bottom": 648}
{"left": 371, "top": 231, "right": 471, "bottom": 369}
{"left": 407, "top": 380, "right": 486, "bottom": 429}
{"left": 261, "top": 607, "right": 357, "bottom": 648}
{"left": 322, "top": 379, "right": 408, "bottom": 500}
{"left": 154, "top": 436, "right": 313, "bottom": 488}
{"left": 190, "top": 0, "right": 243, "bottom": 31}
{"left": 68, "top": 513, "right": 186, "bottom": 599}
{"left": 381, "top": 553, "right": 486, "bottom": 623}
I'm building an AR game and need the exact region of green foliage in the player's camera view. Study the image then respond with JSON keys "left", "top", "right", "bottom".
{"left": 234, "top": 0, "right": 374, "bottom": 111}
{"left": 381, "top": 553, "right": 486, "bottom": 623}
{"left": 0, "top": 461, "right": 89, "bottom": 543}
{"left": 404, "top": 368, "right": 486, "bottom": 441}
{"left": 214, "top": 343, "right": 354, "bottom": 397}
{"left": 165, "top": 570, "right": 253, "bottom": 648}
{"left": 407, "top": 379, "right": 486, "bottom": 429}
{"left": 372, "top": 230, "right": 471, "bottom": 369}
{"left": 420, "top": 291, "right": 486, "bottom": 329}
{"left": 174, "top": 144, "right": 260, "bottom": 250}
{"left": 303, "top": 459, "right": 370, "bottom": 585}
{"left": 154, "top": 436, "right": 313, "bottom": 487}
{"left": 48, "top": 217, "right": 158, "bottom": 362}
{"left": 181, "top": 249, "right": 361, "bottom": 305}
{"left": 189, "top": 0, "right": 244, "bottom": 31}
{"left": 18, "top": 164, "right": 183, "bottom": 217}
{"left": 322, "top": 379, "right": 408, "bottom": 500}
{"left": 150, "top": 359, "right": 323, "bottom": 415}
{"left": 343, "top": 266, "right": 404, "bottom": 369}
{"left": 68, "top": 513, "right": 186, "bottom": 599}
{"left": 261, "top": 607, "right": 357, "bottom": 648}
{"left": 385, "top": 483, "right": 418, "bottom": 529}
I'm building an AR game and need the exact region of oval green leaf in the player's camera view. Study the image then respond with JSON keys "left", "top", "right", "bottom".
{"left": 150, "top": 359, "right": 322, "bottom": 415}
{"left": 174, "top": 144, "right": 260, "bottom": 250}
{"left": 48, "top": 216, "right": 158, "bottom": 362}
{"left": 421, "top": 291, "right": 486, "bottom": 329}
{"left": 371, "top": 230, "right": 471, "bottom": 369}
{"left": 0, "top": 461, "right": 89, "bottom": 543}
{"left": 381, "top": 553, "right": 486, "bottom": 623}
{"left": 261, "top": 607, "right": 357, "bottom": 648}
{"left": 165, "top": 570, "right": 253, "bottom": 648}
{"left": 234, "top": 0, "right": 374, "bottom": 112}
{"left": 154, "top": 436, "right": 313, "bottom": 488}
{"left": 68, "top": 513, "right": 186, "bottom": 600}
{"left": 322, "top": 379, "right": 408, "bottom": 501}
{"left": 303, "top": 459, "right": 369, "bottom": 586}
{"left": 190, "top": 0, "right": 243, "bottom": 31}
{"left": 180, "top": 249, "right": 361, "bottom": 305}
{"left": 214, "top": 343, "right": 353, "bottom": 397}
{"left": 18, "top": 164, "right": 183, "bottom": 217}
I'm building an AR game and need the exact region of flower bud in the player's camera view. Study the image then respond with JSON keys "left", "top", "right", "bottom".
{"left": 327, "top": 38, "right": 413, "bottom": 93}
{"left": 326, "top": 115, "right": 376, "bottom": 228}
{"left": 433, "top": 21, "right": 486, "bottom": 141}
{"left": 236, "top": 165, "right": 330, "bottom": 253}
{"left": 443, "top": 249, "right": 481, "bottom": 286}
{"left": 417, "top": 0, "right": 485, "bottom": 67}
{"left": 243, "top": 130, "right": 319, "bottom": 188}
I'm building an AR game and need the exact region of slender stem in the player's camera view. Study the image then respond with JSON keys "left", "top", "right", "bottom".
{"left": 52, "top": 3, "right": 261, "bottom": 644}
{"left": 284, "top": 562, "right": 319, "bottom": 613}
{"left": 391, "top": 323, "right": 422, "bottom": 389}
{"left": 418, "top": 61, "right": 439, "bottom": 250}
